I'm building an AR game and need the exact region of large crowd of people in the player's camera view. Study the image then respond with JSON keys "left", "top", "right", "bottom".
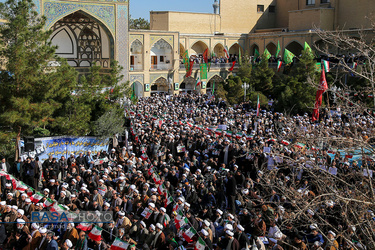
{"left": 0, "top": 93, "right": 374, "bottom": 250}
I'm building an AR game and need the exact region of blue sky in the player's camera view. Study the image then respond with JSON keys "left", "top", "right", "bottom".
{"left": 130, "top": 0, "right": 214, "bottom": 20}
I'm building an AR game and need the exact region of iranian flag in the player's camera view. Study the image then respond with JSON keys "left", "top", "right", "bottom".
{"left": 195, "top": 125, "right": 203, "bottom": 130}
{"left": 215, "top": 129, "right": 223, "bottom": 135}
{"left": 175, "top": 210, "right": 184, "bottom": 220}
{"left": 228, "top": 61, "right": 236, "bottom": 72}
{"left": 89, "top": 226, "right": 103, "bottom": 241}
{"left": 172, "top": 204, "right": 180, "bottom": 212}
{"left": 268, "top": 138, "right": 277, "bottom": 143}
{"left": 140, "top": 154, "right": 148, "bottom": 161}
{"left": 16, "top": 180, "right": 27, "bottom": 192}
{"left": 295, "top": 143, "right": 306, "bottom": 149}
{"left": 280, "top": 140, "right": 290, "bottom": 146}
{"left": 26, "top": 188, "right": 33, "bottom": 197}
{"left": 141, "top": 207, "right": 153, "bottom": 219}
{"left": 175, "top": 217, "right": 188, "bottom": 230}
{"left": 195, "top": 78, "right": 201, "bottom": 88}
{"left": 225, "top": 131, "right": 233, "bottom": 138}
{"left": 77, "top": 223, "right": 92, "bottom": 231}
{"left": 152, "top": 173, "right": 161, "bottom": 184}
{"left": 246, "top": 134, "right": 254, "bottom": 140}
{"left": 277, "top": 61, "right": 282, "bottom": 72}
{"left": 256, "top": 95, "right": 260, "bottom": 116}
{"left": 50, "top": 203, "right": 67, "bottom": 215}
{"left": 311, "top": 146, "right": 320, "bottom": 151}
{"left": 43, "top": 198, "right": 55, "bottom": 207}
{"left": 223, "top": 46, "right": 229, "bottom": 58}
{"left": 148, "top": 167, "right": 155, "bottom": 176}
{"left": 164, "top": 194, "right": 174, "bottom": 207}
{"left": 235, "top": 132, "right": 243, "bottom": 139}
{"left": 207, "top": 126, "right": 217, "bottom": 132}
{"left": 163, "top": 215, "right": 170, "bottom": 227}
{"left": 152, "top": 115, "right": 158, "bottom": 120}
{"left": 183, "top": 227, "right": 197, "bottom": 243}
{"left": 158, "top": 119, "right": 164, "bottom": 129}
{"left": 158, "top": 184, "right": 167, "bottom": 195}
{"left": 195, "top": 237, "right": 206, "bottom": 250}
{"left": 345, "top": 154, "right": 353, "bottom": 159}
{"left": 322, "top": 60, "right": 330, "bottom": 72}
{"left": 111, "top": 238, "right": 129, "bottom": 250}
{"left": 30, "top": 192, "right": 44, "bottom": 203}
{"left": 98, "top": 185, "right": 107, "bottom": 196}
{"left": 88, "top": 225, "right": 103, "bottom": 241}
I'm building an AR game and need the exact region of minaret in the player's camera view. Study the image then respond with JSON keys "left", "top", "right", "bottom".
{"left": 213, "top": 0, "right": 220, "bottom": 14}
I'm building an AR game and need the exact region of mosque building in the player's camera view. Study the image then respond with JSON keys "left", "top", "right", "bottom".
{"left": 33, "top": 0, "right": 374, "bottom": 97}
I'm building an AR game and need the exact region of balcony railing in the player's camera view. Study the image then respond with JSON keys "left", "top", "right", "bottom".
{"left": 179, "top": 63, "right": 239, "bottom": 70}
{"left": 150, "top": 65, "right": 173, "bottom": 71}
{"left": 130, "top": 65, "right": 143, "bottom": 71}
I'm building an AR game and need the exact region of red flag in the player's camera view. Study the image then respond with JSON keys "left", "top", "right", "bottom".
{"left": 228, "top": 61, "right": 236, "bottom": 72}
{"left": 312, "top": 69, "right": 328, "bottom": 122}
{"left": 185, "top": 61, "right": 194, "bottom": 78}
{"left": 203, "top": 49, "right": 209, "bottom": 64}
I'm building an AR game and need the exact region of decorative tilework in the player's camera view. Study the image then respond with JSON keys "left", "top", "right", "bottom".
{"left": 116, "top": 4, "right": 129, "bottom": 81}
{"left": 33, "top": 0, "right": 41, "bottom": 14}
{"left": 150, "top": 35, "right": 173, "bottom": 47}
{"left": 129, "top": 34, "right": 144, "bottom": 45}
{"left": 43, "top": 1, "right": 116, "bottom": 36}
{"left": 130, "top": 74, "right": 144, "bottom": 84}
{"left": 150, "top": 74, "right": 168, "bottom": 84}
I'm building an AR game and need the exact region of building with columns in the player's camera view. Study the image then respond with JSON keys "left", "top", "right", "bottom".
{"left": 35, "top": 0, "right": 374, "bottom": 97}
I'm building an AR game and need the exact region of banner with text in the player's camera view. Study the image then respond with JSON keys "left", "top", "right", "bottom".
{"left": 20, "top": 136, "right": 109, "bottom": 162}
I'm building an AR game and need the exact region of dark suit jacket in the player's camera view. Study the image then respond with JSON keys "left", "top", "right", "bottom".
{"left": 102, "top": 227, "right": 118, "bottom": 243}
{"left": 46, "top": 239, "right": 58, "bottom": 250}
{"left": 122, "top": 200, "right": 133, "bottom": 214}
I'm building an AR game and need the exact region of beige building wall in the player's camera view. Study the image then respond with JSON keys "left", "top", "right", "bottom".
{"left": 129, "top": 30, "right": 180, "bottom": 97}
{"left": 220, "top": 0, "right": 276, "bottom": 34}
{"left": 289, "top": 8, "right": 334, "bottom": 31}
{"left": 150, "top": 11, "right": 220, "bottom": 34}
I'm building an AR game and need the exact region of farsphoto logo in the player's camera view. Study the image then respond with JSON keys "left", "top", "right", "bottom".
{"left": 29, "top": 211, "right": 113, "bottom": 223}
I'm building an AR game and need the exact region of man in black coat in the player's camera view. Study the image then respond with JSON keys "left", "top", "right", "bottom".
{"left": 225, "top": 171, "right": 237, "bottom": 214}
{"left": 235, "top": 224, "right": 250, "bottom": 249}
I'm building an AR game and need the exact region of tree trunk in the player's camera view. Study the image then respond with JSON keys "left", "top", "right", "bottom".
{"left": 15, "top": 126, "right": 21, "bottom": 160}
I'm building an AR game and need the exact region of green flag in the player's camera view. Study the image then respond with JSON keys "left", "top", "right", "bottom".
{"left": 131, "top": 84, "right": 135, "bottom": 101}
{"left": 283, "top": 49, "right": 295, "bottom": 64}
{"left": 315, "top": 63, "right": 322, "bottom": 73}
{"left": 182, "top": 50, "right": 190, "bottom": 73}
{"left": 199, "top": 63, "right": 207, "bottom": 80}
{"left": 275, "top": 41, "right": 281, "bottom": 58}
{"left": 254, "top": 48, "right": 260, "bottom": 58}
{"left": 239, "top": 47, "right": 242, "bottom": 65}
{"left": 212, "top": 80, "right": 215, "bottom": 95}
{"left": 304, "top": 41, "right": 314, "bottom": 58}
{"left": 263, "top": 48, "right": 271, "bottom": 60}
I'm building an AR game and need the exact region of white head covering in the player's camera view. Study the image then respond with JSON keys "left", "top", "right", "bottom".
{"left": 65, "top": 239, "right": 73, "bottom": 248}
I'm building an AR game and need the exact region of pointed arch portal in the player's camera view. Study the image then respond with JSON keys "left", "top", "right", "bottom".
{"left": 50, "top": 11, "right": 114, "bottom": 69}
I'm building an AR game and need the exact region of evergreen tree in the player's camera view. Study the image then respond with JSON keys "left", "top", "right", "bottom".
{"left": 0, "top": 0, "right": 78, "bottom": 158}
{"left": 224, "top": 75, "right": 244, "bottom": 104}
{"left": 273, "top": 50, "right": 318, "bottom": 114}
{"left": 250, "top": 54, "right": 275, "bottom": 96}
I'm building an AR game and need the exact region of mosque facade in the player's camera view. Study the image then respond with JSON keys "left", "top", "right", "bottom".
{"left": 36, "top": 0, "right": 374, "bottom": 97}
